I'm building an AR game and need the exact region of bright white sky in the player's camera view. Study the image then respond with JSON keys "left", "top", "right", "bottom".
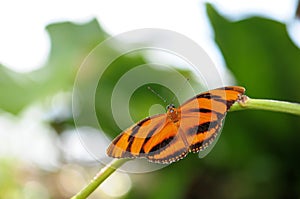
{"left": 0, "top": 0, "right": 299, "bottom": 72}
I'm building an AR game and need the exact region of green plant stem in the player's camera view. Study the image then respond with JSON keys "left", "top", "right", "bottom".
{"left": 71, "top": 158, "right": 129, "bottom": 199}
{"left": 230, "top": 97, "right": 300, "bottom": 116}
{"left": 71, "top": 96, "right": 300, "bottom": 199}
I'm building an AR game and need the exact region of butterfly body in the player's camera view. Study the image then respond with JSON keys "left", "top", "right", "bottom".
{"left": 166, "top": 104, "right": 180, "bottom": 124}
{"left": 106, "top": 86, "right": 245, "bottom": 164}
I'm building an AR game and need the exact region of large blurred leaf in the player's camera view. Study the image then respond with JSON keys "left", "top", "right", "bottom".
{"left": 205, "top": 3, "right": 300, "bottom": 199}
{"left": 206, "top": 4, "right": 300, "bottom": 100}
{"left": 0, "top": 19, "right": 107, "bottom": 113}
{"left": 0, "top": 19, "right": 198, "bottom": 136}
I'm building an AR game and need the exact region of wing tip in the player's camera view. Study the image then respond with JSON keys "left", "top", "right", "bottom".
{"left": 222, "top": 86, "right": 246, "bottom": 94}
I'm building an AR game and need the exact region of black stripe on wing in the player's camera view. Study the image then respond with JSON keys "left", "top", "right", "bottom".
{"left": 186, "top": 121, "right": 220, "bottom": 136}
{"left": 124, "top": 117, "right": 150, "bottom": 152}
{"left": 148, "top": 136, "right": 175, "bottom": 153}
{"left": 187, "top": 108, "right": 224, "bottom": 120}
{"left": 189, "top": 121, "right": 223, "bottom": 153}
{"left": 139, "top": 123, "right": 162, "bottom": 154}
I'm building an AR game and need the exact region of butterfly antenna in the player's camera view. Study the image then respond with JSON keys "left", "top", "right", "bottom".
{"left": 147, "top": 86, "right": 167, "bottom": 104}
{"left": 170, "top": 77, "right": 190, "bottom": 104}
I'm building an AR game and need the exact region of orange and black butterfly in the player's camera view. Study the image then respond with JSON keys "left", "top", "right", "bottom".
{"left": 106, "top": 86, "right": 245, "bottom": 164}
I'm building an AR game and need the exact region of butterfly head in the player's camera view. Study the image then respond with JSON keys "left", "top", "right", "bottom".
{"left": 166, "top": 104, "right": 176, "bottom": 112}
{"left": 166, "top": 104, "right": 180, "bottom": 122}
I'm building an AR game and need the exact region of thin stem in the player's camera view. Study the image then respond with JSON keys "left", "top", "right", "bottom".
{"left": 230, "top": 96, "right": 300, "bottom": 116}
{"left": 71, "top": 158, "right": 129, "bottom": 199}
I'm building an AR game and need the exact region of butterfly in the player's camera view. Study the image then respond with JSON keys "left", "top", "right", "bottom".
{"left": 106, "top": 86, "right": 245, "bottom": 164}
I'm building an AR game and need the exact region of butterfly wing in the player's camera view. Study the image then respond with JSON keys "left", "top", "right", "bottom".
{"left": 178, "top": 86, "right": 245, "bottom": 153}
{"left": 107, "top": 86, "right": 245, "bottom": 164}
{"left": 143, "top": 122, "right": 189, "bottom": 164}
{"left": 106, "top": 114, "right": 166, "bottom": 158}
{"left": 106, "top": 113, "right": 188, "bottom": 163}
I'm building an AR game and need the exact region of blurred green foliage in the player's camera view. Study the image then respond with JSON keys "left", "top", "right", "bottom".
{"left": 201, "top": 4, "right": 300, "bottom": 199}
{"left": 0, "top": 19, "right": 106, "bottom": 114}
{"left": 0, "top": 3, "right": 300, "bottom": 199}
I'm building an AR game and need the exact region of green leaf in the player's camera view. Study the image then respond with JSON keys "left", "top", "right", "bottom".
{"left": 0, "top": 19, "right": 107, "bottom": 113}
{"left": 206, "top": 3, "right": 300, "bottom": 198}
{"left": 206, "top": 4, "right": 300, "bottom": 100}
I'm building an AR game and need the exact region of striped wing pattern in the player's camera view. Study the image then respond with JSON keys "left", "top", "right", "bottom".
{"left": 106, "top": 86, "right": 245, "bottom": 164}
